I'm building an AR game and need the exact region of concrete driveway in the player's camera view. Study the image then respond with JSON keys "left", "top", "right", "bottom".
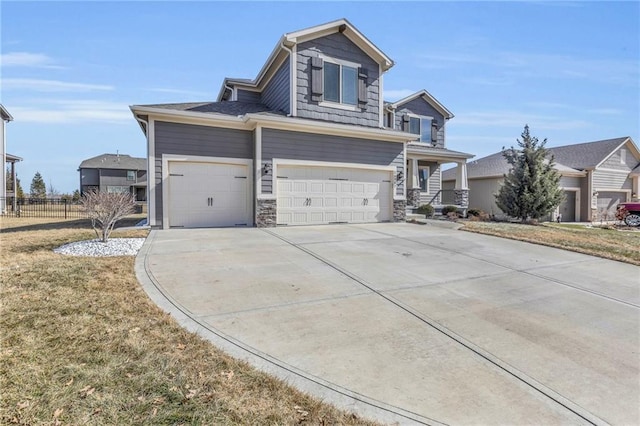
{"left": 136, "top": 223, "right": 639, "bottom": 425}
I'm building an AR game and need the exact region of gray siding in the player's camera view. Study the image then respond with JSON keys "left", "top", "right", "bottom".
{"left": 153, "top": 121, "right": 253, "bottom": 224}
{"left": 261, "top": 57, "right": 290, "bottom": 113}
{"left": 467, "top": 177, "right": 505, "bottom": 217}
{"left": 592, "top": 169, "right": 632, "bottom": 191}
{"left": 236, "top": 89, "right": 261, "bottom": 103}
{"left": 394, "top": 97, "right": 446, "bottom": 149}
{"left": 559, "top": 176, "right": 582, "bottom": 188}
{"left": 262, "top": 128, "right": 404, "bottom": 196}
{"left": 296, "top": 33, "right": 380, "bottom": 127}
{"left": 600, "top": 146, "right": 639, "bottom": 171}
{"left": 99, "top": 169, "right": 129, "bottom": 188}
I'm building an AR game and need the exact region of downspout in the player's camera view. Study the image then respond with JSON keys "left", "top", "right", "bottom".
{"left": 224, "top": 83, "right": 235, "bottom": 101}
{"left": 280, "top": 42, "right": 295, "bottom": 117}
{"left": 134, "top": 114, "right": 150, "bottom": 225}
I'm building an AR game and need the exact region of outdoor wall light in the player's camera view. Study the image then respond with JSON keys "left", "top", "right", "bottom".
{"left": 262, "top": 163, "right": 272, "bottom": 175}
{"left": 593, "top": 191, "right": 599, "bottom": 197}
{"left": 396, "top": 171, "right": 404, "bottom": 183}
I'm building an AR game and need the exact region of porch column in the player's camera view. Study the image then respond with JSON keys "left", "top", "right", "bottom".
{"left": 454, "top": 161, "right": 468, "bottom": 190}
{"left": 10, "top": 161, "right": 17, "bottom": 211}
{"left": 406, "top": 158, "right": 421, "bottom": 207}
{"left": 410, "top": 159, "right": 419, "bottom": 189}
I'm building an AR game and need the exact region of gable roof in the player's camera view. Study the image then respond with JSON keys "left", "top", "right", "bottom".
{"left": 549, "top": 137, "right": 632, "bottom": 169}
{"left": 6, "top": 153, "right": 22, "bottom": 162}
{"left": 1, "top": 104, "right": 13, "bottom": 122}
{"left": 442, "top": 137, "right": 637, "bottom": 181}
{"left": 217, "top": 18, "right": 394, "bottom": 101}
{"left": 79, "top": 154, "right": 146, "bottom": 170}
{"left": 385, "top": 89, "right": 454, "bottom": 120}
{"left": 284, "top": 18, "right": 393, "bottom": 70}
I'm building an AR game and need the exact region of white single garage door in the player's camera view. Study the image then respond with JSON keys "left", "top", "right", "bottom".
{"left": 168, "top": 161, "right": 250, "bottom": 228}
{"left": 597, "top": 191, "right": 627, "bottom": 218}
{"left": 276, "top": 165, "right": 392, "bottom": 225}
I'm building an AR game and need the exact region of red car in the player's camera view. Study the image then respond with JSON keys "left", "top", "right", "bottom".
{"left": 617, "top": 202, "right": 640, "bottom": 226}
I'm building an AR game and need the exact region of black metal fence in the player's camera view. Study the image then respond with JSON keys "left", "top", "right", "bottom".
{"left": 1, "top": 197, "right": 87, "bottom": 219}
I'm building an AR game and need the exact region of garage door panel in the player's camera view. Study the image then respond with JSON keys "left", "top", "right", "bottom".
{"left": 169, "top": 161, "right": 250, "bottom": 228}
{"left": 277, "top": 165, "right": 392, "bottom": 226}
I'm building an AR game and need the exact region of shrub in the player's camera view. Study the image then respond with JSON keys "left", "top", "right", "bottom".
{"left": 81, "top": 189, "right": 136, "bottom": 242}
{"left": 467, "top": 208, "right": 482, "bottom": 217}
{"left": 416, "top": 204, "right": 435, "bottom": 217}
{"left": 441, "top": 205, "right": 459, "bottom": 216}
{"left": 446, "top": 211, "right": 459, "bottom": 221}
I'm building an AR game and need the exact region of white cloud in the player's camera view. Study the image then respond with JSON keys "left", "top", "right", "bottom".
{"left": 416, "top": 50, "right": 639, "bottom": 86}
{"left": 10, "top": 100, "right": 131, "bottom": 124}
{"left": 454, "top": 110, "right": 591, "bottom": 131}
{"left": 1, "top": 52, "right": 62, "bottom": 69}
{"left": 3, "top": 78, "right": 113, "bottom": 92}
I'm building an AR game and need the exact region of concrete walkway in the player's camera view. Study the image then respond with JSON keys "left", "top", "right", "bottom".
{"left": 135, "top": 223, "right": 640, "bottom": 425}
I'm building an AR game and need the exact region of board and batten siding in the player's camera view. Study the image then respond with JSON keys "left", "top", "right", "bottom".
{"left": 261, "top": 57, "right": 290, "bottom": 114}
{"left": 153, "top": 121, "right": 253, "bottom": 225}
{"left": 592, "top": 169, "right": 632, "bottom": 191}
{"left": 236, "top": 89, "right": 261, "bottom": 103}
{"left": 394, "top": 98, "right": 446, "bottom": 148}
{"left": 261, "top": 128, "right": 404, "bottom": 196}
{"left": 296, "top": 33, "right": 380, "bottom": 127}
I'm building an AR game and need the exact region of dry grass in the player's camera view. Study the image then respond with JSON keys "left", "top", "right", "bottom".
{"left": 0, "top": 217, "right": 379, "bottom": 425}
{"left": 461, "top": 221, "right": 640, "bottom": 265}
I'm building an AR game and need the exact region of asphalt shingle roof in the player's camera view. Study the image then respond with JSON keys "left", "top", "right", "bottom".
{"left": 442, "top": 137, "right": 632, "bottom": 181}
{"left": 138, "top": 101, "right": 282, "bottom": 117}
{"left": 79, "top": 154, "right": 146, "bottom": 170}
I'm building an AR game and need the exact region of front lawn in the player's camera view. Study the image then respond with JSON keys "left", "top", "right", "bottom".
{"left": 461, "top": 221, "right": 640, "bottom": 265}
{"left": 0, "top": 217, "right": 376, "bottom": 425}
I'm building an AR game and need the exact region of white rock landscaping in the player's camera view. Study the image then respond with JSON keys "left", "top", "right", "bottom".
{"left": 54, "top": 238, "right": 145, "bottom": 257}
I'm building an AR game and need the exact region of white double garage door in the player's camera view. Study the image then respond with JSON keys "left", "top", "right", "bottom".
{"left": 167, "top": 159, "right": 393, "bottom": 228}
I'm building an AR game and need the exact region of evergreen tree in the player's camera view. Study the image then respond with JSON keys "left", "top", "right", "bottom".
{"left": 72, "top": 189, "right": 81, "bottom": 202}
{"left": 5, "top": 167, "right": 24, "bottom": 198}
{"left": 30, "top": 171, "right": 46, "bottom": 198}
{"left": 495, "top": 125, "right": 564, "bottom": 222}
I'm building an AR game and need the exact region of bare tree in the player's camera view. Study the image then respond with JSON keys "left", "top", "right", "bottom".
{"left": 81, "top": 189, "right": 136, "bottom": 242}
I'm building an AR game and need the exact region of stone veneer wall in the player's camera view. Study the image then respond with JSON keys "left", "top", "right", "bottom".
{"left": 393, "top": 199, "right": 407, "bottom": 222}
{"left": 453, "top": 189, "right": 469, "bottom": 208}
{"left": 407, "top": 188, "right": 421, "bottom": 207}
{"left": 256, "top": 199, "right": 276, "bottom": 228}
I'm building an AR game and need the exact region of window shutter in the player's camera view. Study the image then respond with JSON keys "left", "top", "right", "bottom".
{"left": 358, "top": 67, "right": 368, "bottom": 105}
{"left": 310, "top": 56, "right": 323, "bottom": 102}
{"left": 402, "top": 114, "right": 410, "bottom": 132}
{"left": 431, "top": 121, "right": 438, "bottom": 143}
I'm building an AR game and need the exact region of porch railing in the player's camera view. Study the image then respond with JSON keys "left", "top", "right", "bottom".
{"left": 426, "top": 190, "right": 457, "bottom": 206}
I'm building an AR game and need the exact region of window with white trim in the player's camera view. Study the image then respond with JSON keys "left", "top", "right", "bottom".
{"left": 127, "top": 170, "right": 135, "bottom": 181}
{"left": 408, "top": 116, "right": 437, "bottom": 143}
{"left": 620, "top": 148, "right": 626, "bottom": 165}
{"left": 324, "top": 61, "right": 358, "bottom": 106}
{"left": 107, "top": 186, "right": 130, "bottom": 194}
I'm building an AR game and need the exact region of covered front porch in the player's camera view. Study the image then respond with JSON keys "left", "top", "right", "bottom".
{"left": 406, "top": 144, "right": 473, "bottom": 212}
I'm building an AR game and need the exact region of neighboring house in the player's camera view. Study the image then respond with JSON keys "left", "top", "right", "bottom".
{"left": 130, "top": 19, "right": 472, "bottom": 229}
{"left": 78, "top": 153, "right": 147, "bottom": 202}
{"left": 442, "top": 137, "right": 640, "bottom": 222}
{"left": 1, "top": 104, "right": 22, "bottom": 214}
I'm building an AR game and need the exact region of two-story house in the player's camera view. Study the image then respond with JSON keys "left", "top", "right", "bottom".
{"left": 1, "top": 104, "right": 22, "bottom": 214}
{"left": 78, "top": 153, "right": 147, "bottom": 202}
{"left": 131, "top": 19, "right": 472, "bottom": 228}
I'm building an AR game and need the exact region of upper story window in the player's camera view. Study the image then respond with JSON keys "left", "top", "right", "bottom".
{"left": 620, "top": 148, "right": 627, "bottom": 164}
{"left": 310, "top": 55, "right": 367, "bottom": 110}
{"left": 127, "top": 170, "right": 136, "bottom": 181}
{"left": 407, "top": 115, "right": 438, "bottom": 144}
{"left": 324, "top": 62, "right": 357, "bottom": 105}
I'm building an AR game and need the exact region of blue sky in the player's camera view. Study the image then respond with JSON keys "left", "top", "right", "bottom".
{"left": 2, "top": 1, "right": 638, "bottom": 193}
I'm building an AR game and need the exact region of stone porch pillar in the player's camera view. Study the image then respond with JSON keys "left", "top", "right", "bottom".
{"left": 406, "top": 159, "right": 421, "bottom": 207}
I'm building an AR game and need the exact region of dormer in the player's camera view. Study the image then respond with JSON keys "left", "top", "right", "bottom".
{"left": 385, "top": 90, "right": 454, "bottom": 149}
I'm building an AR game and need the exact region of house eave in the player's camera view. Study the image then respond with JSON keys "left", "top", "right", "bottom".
{"left": 0, "top": 105, "right": 13, "bottom": 122}
{"left": 388, "top": 90, "right": 454, "bottom": 120}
